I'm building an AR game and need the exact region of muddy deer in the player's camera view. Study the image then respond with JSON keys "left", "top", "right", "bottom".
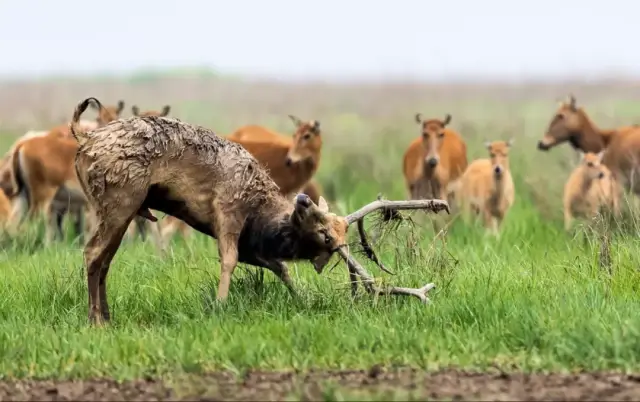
{"left": 7, "top": 100, "right": 125, "bottom": 244}
{"left": 538, "top": 94, "right": 640, "bottom": 199}
{"left": 125, "top": 104, "right": 175, "bottom": 247}
{"left": 71, "top": 97, "right": 445, "bottom": 325}
{"left": 458, "top": 140, "right": 515, "bottom": 236}
{"left": 563, "top": 151, "right": 620, "bottom": 231}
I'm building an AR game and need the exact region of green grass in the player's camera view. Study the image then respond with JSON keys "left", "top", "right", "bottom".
{"left": 2, "top": 93, "right": 640, "bottom": 382}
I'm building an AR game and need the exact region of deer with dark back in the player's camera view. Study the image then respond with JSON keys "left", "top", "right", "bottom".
{"left": 70, "top": 97, "right": 445, "bottom": 325}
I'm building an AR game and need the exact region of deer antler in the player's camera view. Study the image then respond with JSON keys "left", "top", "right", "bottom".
{"left": 337, "top": 197, "right": 449, "bottom": 303}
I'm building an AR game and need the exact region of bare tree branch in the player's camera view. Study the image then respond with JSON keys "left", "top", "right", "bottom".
{"left": 345, "top": 199, "right": 450, "bottom": 225}
{"left": 337, "top": 248, "right": 436, "bottom": 303}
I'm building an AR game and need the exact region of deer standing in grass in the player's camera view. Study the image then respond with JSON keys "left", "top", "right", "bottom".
{"left": 563, "top": 151, "right": 620, "bottom": 231}
{"left": 6, "top": 100, "right": 125, "bottom": 244}
{"left": 70, "top": 97, "right": 443, "bottom": 325}
{"left": 458, "top": 140, "right": 515, "bottom": 236}
{"left": 402, "top": 114, "right": 468, "bottom": 231}
{"left": 226, "top": 115, "right": 323, "bottom": 198}
{"left": 538, "top": 94, "right": 640, "bottom": 200}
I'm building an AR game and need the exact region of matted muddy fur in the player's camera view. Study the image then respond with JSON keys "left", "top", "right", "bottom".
{"left": 72, "top": 98, "right": 349, "bottom": 324}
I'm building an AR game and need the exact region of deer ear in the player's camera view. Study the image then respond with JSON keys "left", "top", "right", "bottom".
{"left": 131, "top": 106, "right": 139, "bottom": 116}
{"left": 507, "top": 138, "right": 515, "bottom": 147}
{"left": 568, "top": 94, "right": 577, "bottom": 111}
{"left": 596, "top": 150, "right": 605, "bottom": 161}
{"left": 415, "top": 113, "right": 422, "bottom": 124}
{"left": 317, "top": 196, "right": 329, "bottom": 213}
{"left": 484, "top": 140, "right": 492, "bottom": 150}
{"left": 116, "top": 100, "right": 125, "bottom": 114}
{"left": 443, "top": 114, "right": 452, "bottom": 126}
{"left": 161, "top": 105, "right": 171, "bottom": 116}
{"left": 288, "top": 114, "right": 303, "bottom": 128}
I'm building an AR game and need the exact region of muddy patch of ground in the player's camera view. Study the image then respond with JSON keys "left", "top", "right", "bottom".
{"left": 2, "top": 367, "right": 640, "bottom": 401}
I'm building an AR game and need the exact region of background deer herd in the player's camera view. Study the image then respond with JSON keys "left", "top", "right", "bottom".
{"left": 0, "top": 93, "right": 631, "bottom": 253}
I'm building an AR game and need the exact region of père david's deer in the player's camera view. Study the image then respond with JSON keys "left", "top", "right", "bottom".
{"left": 563, "top": 150, "right": 620, "bottom": 231}
{"left": 7, "top": 100, "right": 124, "bottom": 244}
{"left": 71, "top": 97, "right": 445, "bottom": 325}
{"left": 458, "top": 139, "right": 515, "bottom": 236}
{"left": 538, "top": 94, "right": 640, "bottom": 198}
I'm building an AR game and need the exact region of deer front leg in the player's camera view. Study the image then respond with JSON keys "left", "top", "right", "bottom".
{"left": 256, "top": 258, "right": 297, "bottom": 296}
{"left": 216, "top": 232, "right": 240, "bottom": 301}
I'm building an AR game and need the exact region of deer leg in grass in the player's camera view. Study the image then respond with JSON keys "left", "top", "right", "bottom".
{"left": 84, "top": 214, "right": 134, "bottom": 324}
{"left": 216, "top": 233, "right": 240, "bottom": 301}
{"left": 256, "top": 258, "right": 297, "bottom": 296}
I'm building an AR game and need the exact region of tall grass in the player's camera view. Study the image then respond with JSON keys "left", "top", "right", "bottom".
{"left": 1, "top": 80, "right": 640, "bottom": 380}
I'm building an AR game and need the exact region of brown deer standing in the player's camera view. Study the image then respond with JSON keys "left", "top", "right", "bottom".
{"left": 458, "top": 140, "right": 515, "bottom": 236}
{"left": 402, "top": 114, "right": 468, "bottom": 232}
{"left": 7, "top": 100, "right": 125, "bottom": 244}
{"left": 563, "top": 151, "right": 621, "bottom": 231}
{"left": 538, "top": 94, "right": 640, "bottom": 199}
{"left": 71, "top": 97, "right": 444, "bottom": 325}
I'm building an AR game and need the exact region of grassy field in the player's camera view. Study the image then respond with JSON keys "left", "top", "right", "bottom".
{"left": 1, "top": 73, "right": 640, "bottom": 398}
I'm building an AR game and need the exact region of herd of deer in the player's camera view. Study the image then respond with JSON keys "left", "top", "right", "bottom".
{"left": 0, "top": 92, "right": 637, "bottom": 324}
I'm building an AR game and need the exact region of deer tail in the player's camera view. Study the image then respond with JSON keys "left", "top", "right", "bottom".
{"left": 70, "top": 97, "right": 102, "bottom": 146}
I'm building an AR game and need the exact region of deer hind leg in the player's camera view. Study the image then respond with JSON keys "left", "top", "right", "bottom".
{"left": 83, "top": 189, "right": 147, "bottom": 325}
{"left": 37, "top": 188, "right": 63, "bottom": 246}
{"left": 84, "top": 213, "right": 134, "bottom": 325}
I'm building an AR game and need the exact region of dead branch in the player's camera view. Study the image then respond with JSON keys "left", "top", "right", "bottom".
{"left": 345, "top": 199, "right": 450, "bottom": 225}
{"left": 337, "top": 247, "right": 436, "bottom": 303}
{"left": 335, "top": 198, "right": 449, "bottom": 304}
{"left": 357, "top": 219, "right": 394, "bottom": 275}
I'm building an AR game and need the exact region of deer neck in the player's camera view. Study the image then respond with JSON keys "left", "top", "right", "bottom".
{"left": 239, "top": 200, "right": 320, "bottom": 262}
{"left": 571, "top": 115, "right": 612, "bottom": 153}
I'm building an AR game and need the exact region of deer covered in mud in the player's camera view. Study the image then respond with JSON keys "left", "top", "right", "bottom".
{"left": 563, "top": 151, "right": 620, "bottom": 231}
{"left": 538, "top": 94, "right": 640, "bottom": 199}
{"left": 457, "top": 139, "right": 515, "bottom": 236}
{"left": 154, "top": 115, "right": 324, "bottom": 246}
{"left": 125, "top": 104, "right": 177, "bottom": 247}
{"left": 70, "top": 97, "right": 446, "bottom": 325}
{"left": 6, "top": 100, "right": 125, "bottom": 244}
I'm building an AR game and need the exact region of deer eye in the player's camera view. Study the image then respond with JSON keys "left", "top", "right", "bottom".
{"left": 586, "top": 162, "right": 594, "bottom": 167}
{"left": 438, "top": 132, "right": 445, "bottom": 138}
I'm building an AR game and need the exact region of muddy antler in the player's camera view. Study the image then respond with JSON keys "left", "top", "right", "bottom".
{"left": 338, "top": 198, "right": 449, "bottom": 303}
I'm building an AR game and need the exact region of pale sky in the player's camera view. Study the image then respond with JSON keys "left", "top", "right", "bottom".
{"left": 0, "top": 0, "right": 637, "bottom": 81}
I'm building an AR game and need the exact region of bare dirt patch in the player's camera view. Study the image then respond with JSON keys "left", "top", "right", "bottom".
{"left": 2, "top": 368, "right": 640, "bottom": 401}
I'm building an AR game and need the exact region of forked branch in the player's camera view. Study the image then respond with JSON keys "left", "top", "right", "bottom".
{"left": 345, "top": 199, "right": 450, "bottom": 225}
{"left": 337, "top": 248, "right": 436, "bottom": 303}
{"left": 336, "top": 198, "right": 449, "bottom": 304}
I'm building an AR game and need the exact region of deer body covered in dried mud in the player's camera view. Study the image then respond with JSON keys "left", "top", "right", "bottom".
{"left": 457, "top": 140, "right": 515, "bottom": 236}
{"left": 538, "top": 94, "right": 640, "bottom": 197}
{"left": 125, "top": 104, "right": 183, "bottom": 248}
{"left": 563, "top": 151, "right": 621, "bottom": 231}
{"left": 72, "top": 97, "right": 445, "bottom": 325}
